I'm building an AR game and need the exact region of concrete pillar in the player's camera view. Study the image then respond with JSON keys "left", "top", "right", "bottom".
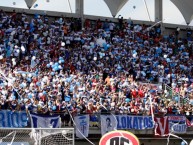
{"left": 76, "top": 0, "right": 84, "bottom": 28}
{"left": 76, "top": 0, "right": 84, "bottom": 15}
{"left": 155, "top": 0, "right": 163, "bottom": 22}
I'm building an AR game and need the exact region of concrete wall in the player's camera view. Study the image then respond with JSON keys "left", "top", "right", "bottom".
{"left": 88, "top": 126, "right": 193, "bottom": 135}
{"left": 75, "top": 127, "right": 193, "bottom": 145}
{"left": 76, "top": 138, "right": 192, "bottom": 145}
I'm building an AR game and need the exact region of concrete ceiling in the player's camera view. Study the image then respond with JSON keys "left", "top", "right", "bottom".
{"left": 24, "top": 0, "right": 37, "bottom": 9}
{"left": 171, "top": 0, "right": 193, "bottom": 24}
{"left": 104, "top": 0, "right": 128, "bottom": 17}
{"left": 23, "top": 0, "right": 193, "bottom": 25}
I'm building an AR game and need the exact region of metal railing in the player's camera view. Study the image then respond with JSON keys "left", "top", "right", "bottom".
{"left": 164, "top": 84, "right": 183, "bottom": 107}
{"left": 0, "top": 128, "right": 75, "bottom": 145}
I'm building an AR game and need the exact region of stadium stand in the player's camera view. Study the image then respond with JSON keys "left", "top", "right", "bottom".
{"left": 0, "top": 8, "right": 193, "bottom": 145}
{"left": 0, "top": 9, "right": 192, "bottom": 118}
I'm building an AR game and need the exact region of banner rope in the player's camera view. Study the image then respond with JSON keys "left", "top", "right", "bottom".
{"left": 166, "top": 121, "right": 188, "bottom": 145}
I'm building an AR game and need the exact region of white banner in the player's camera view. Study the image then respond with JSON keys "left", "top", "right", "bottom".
{"left": 30, "top": 113, "right": 61, "bottom": 128}
{"left": 101, "top": 115, "right": 117, "bottom": 135}
{"left": 75, "top": 115, "right": 90, "bottom": 138}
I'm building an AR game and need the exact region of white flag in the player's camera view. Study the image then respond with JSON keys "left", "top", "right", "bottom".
{"left": 74, "top": 115, "right": 89, "bottom": 138}
{"left": 101, "top": 115, "right": 117, "bottom": 135}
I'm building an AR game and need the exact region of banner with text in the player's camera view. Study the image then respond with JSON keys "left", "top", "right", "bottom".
{"left": 0, "top": 110, "right": 28, "bottom": 127}
{"left": 116, "top": 115, "right": 154, "bottom": 129}
{"left": 101, "top": 115, "right": 154, "bottom": 134}
{"left": 168, "top": 115, "right": 187, "bottom": 134}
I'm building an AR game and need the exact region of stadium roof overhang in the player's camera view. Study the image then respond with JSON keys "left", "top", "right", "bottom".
{"left": 104, "top": 0, "right": 193, "bottom": 25}
{"left": 25, "top": 0, "right": 37, "bottom": 9}
{"left": 170, "top": 0, "right": 193, "bottom": 25}
{"left": 103, "top": 0, "right": 128, "bottom": 17}
{"left": 1, "top": 0, "right": 193, "bottom": 27}
{"left": 23, "top": 0, "right": 129, "bottom": 18}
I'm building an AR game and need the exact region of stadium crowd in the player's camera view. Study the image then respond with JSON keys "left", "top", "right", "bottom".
{"left": 0, "top": 10, "right": 193, "bottom": 126}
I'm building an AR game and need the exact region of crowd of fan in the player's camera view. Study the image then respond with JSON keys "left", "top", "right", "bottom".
{"left": 0, "top": 10, "right": 193, "bottom": 126}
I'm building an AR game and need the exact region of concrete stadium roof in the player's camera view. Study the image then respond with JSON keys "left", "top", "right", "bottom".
{"left": 104, "top": 0, "right": 128, "bottom": 17}
{"left": 2, "top": 0, "right": 193, "bottom": 24}
{"left": 104, "top": 0, "right": 193, "bottom": 24}
{"left": 23, "top": 0, "right": 129, "bottom": 17}
{"left": 170, "top": 0, "right": 193, "bottom": 25}
{"left": 25, "top": 0, "right": 37, "bottom": 9}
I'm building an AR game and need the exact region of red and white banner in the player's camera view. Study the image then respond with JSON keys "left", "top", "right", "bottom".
{"left": 154, "top": 116, "right": 169, "bottom": 136}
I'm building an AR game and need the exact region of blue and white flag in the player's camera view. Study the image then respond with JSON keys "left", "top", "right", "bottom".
{"left": 74, "top": 115, "right": 89, "bottom": 138}
{"left": 101, "top": 115, "right": 117, "bottom": 135}
{"left": 30, "top": 113, "right": 61, "bottom": 128}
